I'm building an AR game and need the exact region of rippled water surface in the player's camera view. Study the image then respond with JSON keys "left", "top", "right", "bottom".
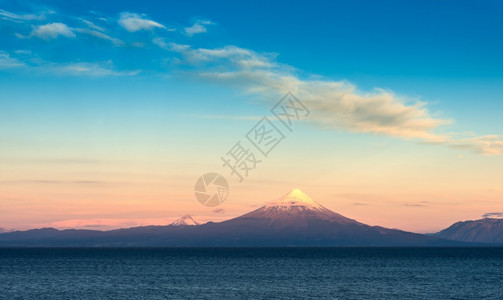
{"left": 1, "top": 248, "right": 502, "bottom": 299}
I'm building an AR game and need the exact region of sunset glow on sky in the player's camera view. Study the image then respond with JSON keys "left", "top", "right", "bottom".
{"left": 1, "top": 0, "right": 502, "bottom": 233}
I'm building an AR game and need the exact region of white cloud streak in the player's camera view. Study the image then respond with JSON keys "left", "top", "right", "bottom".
{"left": 0, "top": 51, "right": 138, "bottom": 77}
{"left": 443, "top": 135, "right": 503, "bottom": 155}
{"left": 166, "top": 43, "right": 503, "bottom": 155}
{"left": 31, "top": 23, "right": 76, "bottom": 40}
{"left": 52, "top": 62, "right": 140, "bottom": 77}
{"left": 118, "top": 12, "right": 165, "bottom": 32}
{"left": 184, "top": 19, "right": 214, "bottom": 36}
{"left": 0, "top": 9, "right": 51, "bottom": 22}
{"left": 19, "top": 19, "right": 122, "bottom": 45}
{"left": 75, "top": 28, "right": 124, "bottom": 46}
{"left": 80, "top": 18, "right": 105, "bottom": 32}
{"left": 0, "top": 51, "right": 25, "bottom": 68}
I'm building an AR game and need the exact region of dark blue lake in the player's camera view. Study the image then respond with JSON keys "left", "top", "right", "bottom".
{"left": 1, "top": 248, "right": 502, "bottom": 299}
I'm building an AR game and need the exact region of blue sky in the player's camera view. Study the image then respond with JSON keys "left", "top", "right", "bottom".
{"left": 1, "top": 0, "right": 502, "bottom": 130}
{"left": 1, "top": 0, "right": 503, "bottom": 231}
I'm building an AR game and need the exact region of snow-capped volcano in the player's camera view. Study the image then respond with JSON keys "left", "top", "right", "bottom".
{"left": 170, "top": 215, "right": 200, "bottom": 226}
{"left": 264, "top": 189, "right": 323, "bottom": 209}
{"left": 236, "top": 189, "right": 359, "bottom": 228}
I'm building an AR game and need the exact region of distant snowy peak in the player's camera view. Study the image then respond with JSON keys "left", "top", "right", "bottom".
{"left": 237, "top": 189, "right": 360, "bottom": 226}
{"left": 264, "top": 189, "right": 323, "bottom": 210}
{"left": 170, "top": 215, "right": 200, "bottom": 226}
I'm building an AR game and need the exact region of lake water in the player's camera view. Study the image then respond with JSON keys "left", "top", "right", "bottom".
{"left": 1, "top": 248, "right": 502, "bottom": 299}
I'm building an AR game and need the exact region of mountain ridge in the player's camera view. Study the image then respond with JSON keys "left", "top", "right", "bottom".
{"left": 433, "top": 218, "right": 503, "bottom": 244}
{"left": 0, "top": 189, "right": 486, "bottom": 247}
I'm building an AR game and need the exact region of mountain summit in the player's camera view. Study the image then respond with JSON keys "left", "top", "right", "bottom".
{"left": 170, "top": 215, "right": 200, "bottom": 226}
{"left": 237, "top": 189, "right": 359, "bottom": 228}
{"left": 265, "top": 189, "right": 323, "bottom": 209}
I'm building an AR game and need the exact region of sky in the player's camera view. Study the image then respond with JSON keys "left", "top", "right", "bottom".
{"left": 0, "top": 0, "right": 502, "bottom": 233}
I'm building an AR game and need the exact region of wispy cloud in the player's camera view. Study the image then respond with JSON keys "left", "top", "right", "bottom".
{"left": 51, "top": 62, "right": 140, "bottom": 77}
{"left": 443, "top": 135, "right": 503, "bottom": 156}
{"left": 169, "top": 44, "right": 448, "bottom": 140}
{"left": 80, "top": 18, "right": 105, "bottom": 32}
{"left": 169, "top": 43, "right": 274, "bottom": 68}
{"left": 164, "top": 43, "right": 503, "bottom": 155}
{"left": 482, "top": 212, "right": 503, "bottom": 218}
{"left": 0, "top": 8, "right": 52, "bottom": 22}
{"left": 190, "top": 114, "right": 263, "bottom": 121}
{"left": 16, "top": 16, "right": 122, "bottom": 45}
{"left": 184, "top": 19, "right": 214, "bottom": 36}
{"left": 0, "top": 51, "right": 25, "bottom": 68}
{"left": 30, "top": 22, "right": 76, "bottom": 40}
{"left": 404, "top": 203, "right": 426, "bottom": 207}
{"left": 152, "top": 37, "right": 170, "bottom": 49}
{"left": 75, "top": 28, "right": 124, "bottom": 45}
{"left": 0, "top": 51, "right": 138, "bottom": 77}
{"left": 118, "top": 12, "right": 165, "bottom": 32}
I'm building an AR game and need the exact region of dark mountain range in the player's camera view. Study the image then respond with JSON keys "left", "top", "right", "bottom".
{"left": 433, "top": 218, "right": 503, "bottom": 244}
{"left": 0, "top": 189, "right": 476, "bottom": 247}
